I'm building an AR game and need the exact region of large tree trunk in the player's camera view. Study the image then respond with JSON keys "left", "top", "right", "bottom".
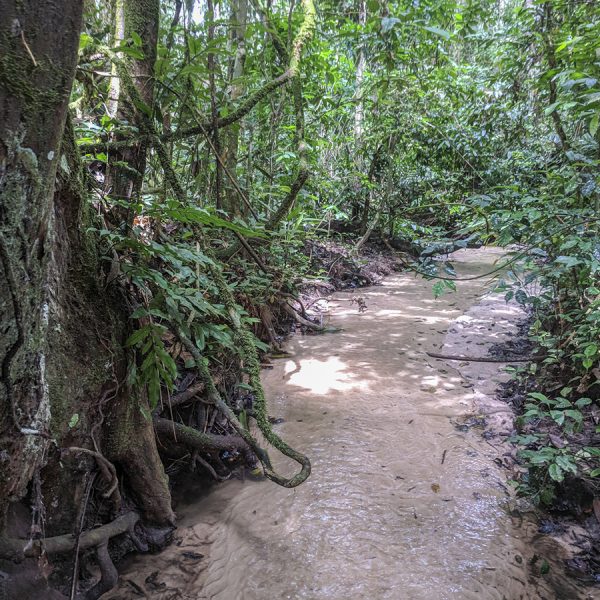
{"left": 0, "top": 0, "right": 173, "bottom": 578}
{"left": 0, "top": 0, "right": 85, "bottom": 526}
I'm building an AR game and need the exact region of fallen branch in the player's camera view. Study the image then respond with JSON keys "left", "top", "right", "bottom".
{"left": 426, "top": 351, "right": 540, "bottom": 363}
{"left": 278, "top": 292, "right": 308, "bottom": 318}
{"left": 353, "top": 210, "right": 380, "bottom": 255}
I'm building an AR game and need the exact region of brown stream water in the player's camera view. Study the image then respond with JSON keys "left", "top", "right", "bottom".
{"left": 107, "top": 248, "right": 597, "bottom": 600}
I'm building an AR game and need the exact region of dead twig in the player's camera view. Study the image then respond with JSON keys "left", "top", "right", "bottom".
{"left": 69, "top": 472, "right": 98, "bottom": 600}
{"left": 20, "top": 30, "right": 38, "bottom": 66}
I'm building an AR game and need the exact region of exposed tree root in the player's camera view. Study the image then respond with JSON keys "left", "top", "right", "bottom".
{"left": 83, "top": 541, "right": 117, "bottom": 600}
{"left": 281, "top": 301, "right": 335, "bottom": 332}
{"left": 176, "top": 326, "right": 310, "bottom": 488}
{"left": 259, "top": 304, "right": 283, "bottom": 352}
{"left": 64, "top": 448, "right": 120, "bottom": 506}
{"left": 0, "top": 511, "right": 139, "bottom": 561}
{"left": 153, "top": 417, "right": 255, "bottom": 466}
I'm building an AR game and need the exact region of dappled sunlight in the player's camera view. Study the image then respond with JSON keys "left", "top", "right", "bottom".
{"left": 284, "top": 355, "right": 370, "bottom": 394}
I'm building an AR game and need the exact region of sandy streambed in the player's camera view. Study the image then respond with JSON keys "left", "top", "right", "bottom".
{"left": 106, "top": 248, "right": 595, "bottom": 600}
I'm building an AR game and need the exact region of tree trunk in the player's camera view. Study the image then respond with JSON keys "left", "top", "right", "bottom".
{"left": 0, "top": 0, "right": 85, "bottom": 526}
{"left": 353, "top": 0, "right": 368, "bottom": 232}
{"left": 106, "top": 0, "right": 160, "bottom": 224}
{"left": 0, "top": 0, "right": 173, "bottom": 547}
{"left": 223, "top": 0, "right": 249, "bottom": 217}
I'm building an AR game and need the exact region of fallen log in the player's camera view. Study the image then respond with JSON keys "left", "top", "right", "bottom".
{"left": 425, "top": 351, "right": 539, "bottom": 363}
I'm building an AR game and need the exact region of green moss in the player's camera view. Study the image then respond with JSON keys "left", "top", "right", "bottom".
{"left": 0, "top": 34, "right": 63, "bottom": 116}
{"left": 123, "top": 0, "right": 159, "bottom": 45}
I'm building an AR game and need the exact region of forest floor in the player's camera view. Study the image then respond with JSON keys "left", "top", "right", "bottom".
{"left": 104, "top": 246, "right": 598, "bottom": 600}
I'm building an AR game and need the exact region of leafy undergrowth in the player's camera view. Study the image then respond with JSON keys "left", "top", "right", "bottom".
{"left": 494, "top": 315, "right": 600, "bottom": 582}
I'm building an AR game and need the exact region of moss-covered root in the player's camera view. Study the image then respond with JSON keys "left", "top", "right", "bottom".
{"left": 238, "top": 327, "right": 311, "bottom": 488}
{"left": 208, "top": 263, "right": 311, "bottom": 488}
{"left": 176, "top": 324, "right": 310, "bottom": 488}
{"left": 175, "top": 329, "right": 273, "bottom": 468}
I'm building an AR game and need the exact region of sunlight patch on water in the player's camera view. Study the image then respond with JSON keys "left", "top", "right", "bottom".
{"left": 284, "top": 355, "right": 369, "bottom": 394}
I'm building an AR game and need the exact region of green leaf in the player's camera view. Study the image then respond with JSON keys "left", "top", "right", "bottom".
{"left": 432, "top": 281, "right": 444, "bottom": 298}
{"left": 564, "top": 409, "right": 583, "bottom": 423}
{"left": 540, "top": 560, "right": 550, "bottom": 575}
{"left": 115, "top": 44, "right": 145, "bottom": 60}
{"left": 131, "top": 31, "right": 142, "bottom": 47}
{"left": 148, "top": 372, "right": 160, "bottom": 409}
{"left": 133, "top": 99, "right": 152, "bottom": 117}
{"left": 555, "top": 255, "right": 583, "bottom": 268}
{"left": 424, "top": 26, "right": 451, "bottom": 40}
{"left": 79, "top": 33, "right": 93, "bottom": 51}
{"left": 125, "top": 326, "right": 150, "bottom": 347}
{"left": 68, "top": 413, "right": 80, "bottom": 428}
{"left": 528, "top": 392, "right": 550, "bottom": 403}
{"left": 381, "top": 17, "right": 401, "bottom": 33}
{"left": 590, "top": 114, "right": 599, "bottom": 137}
{"left": 556, "top": 455, "right": 577, "bottom": 474}
{"left": 548, "top": 463, "right": 564, "bottom": 482}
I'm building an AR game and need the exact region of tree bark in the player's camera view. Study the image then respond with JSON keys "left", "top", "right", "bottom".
{"left": 0, "top": 0, "right": 174, "bottom": 546}
{"left": 223, "top": 0, "right": 249, "bottom": 217}
{"left": 105, "top": 0, "right": 160, "bottom": 223}
{"left": 0, "top": 0, "right": 84, "bottom": 526}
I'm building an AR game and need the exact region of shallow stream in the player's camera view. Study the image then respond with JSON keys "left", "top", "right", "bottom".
{"left": 107, "top": 248, "right": 595, "bottom": 600}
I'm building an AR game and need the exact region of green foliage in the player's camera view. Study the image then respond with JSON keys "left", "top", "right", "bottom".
{"left": 126, "top": 322, "right": 177, "bottom": 409}
{"left": 75, "top": 0, "right": 599, "bottom": 500}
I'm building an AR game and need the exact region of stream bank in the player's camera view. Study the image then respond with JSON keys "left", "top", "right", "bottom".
{"left": 105, "top": 247, "right": 596, "bottom": 600}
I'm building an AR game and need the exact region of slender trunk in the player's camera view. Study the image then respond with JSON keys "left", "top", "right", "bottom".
{"left": 103, "top": 0, "right": 175, "bottom": 525}
{"left": 208, "top": 0, "right": 223, "bottom": 210}
{"left": 223, "top": 0, "right": 249, "bottom": 217}
{"left": 541, "top": 2, "right": 570, "bottom": 151}
{"left": 354, "top": 0, "right": 367, "bottom": 142}
{"left": 105, "top": 0, "right": 160, "bottom": 225}
{"left": 354, "top": 0, "right": 368, "bottom": 231}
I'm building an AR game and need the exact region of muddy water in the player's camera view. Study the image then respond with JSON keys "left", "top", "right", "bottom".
{"left": 109, "top": 248, "right": 594, "bottom": 600}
